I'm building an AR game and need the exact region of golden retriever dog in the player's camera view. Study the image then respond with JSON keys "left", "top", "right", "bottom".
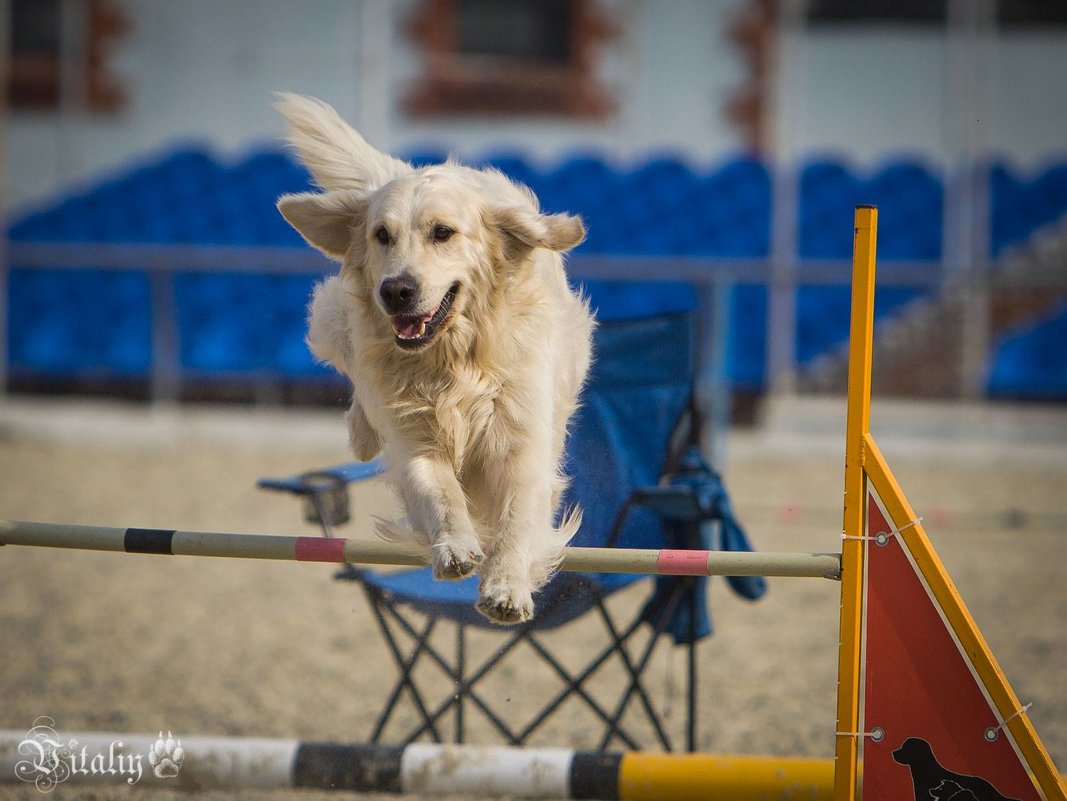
{"left": 275, "top": 94, "right": 595, "bottom": 624}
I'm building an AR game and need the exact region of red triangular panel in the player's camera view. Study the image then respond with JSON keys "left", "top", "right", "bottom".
{"left": 863, "top": 497, "right": 1040, "bottom": 801}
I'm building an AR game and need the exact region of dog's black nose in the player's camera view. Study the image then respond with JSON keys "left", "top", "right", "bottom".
{"left": 379, "top": 275, "right": 419, "bottom": 314}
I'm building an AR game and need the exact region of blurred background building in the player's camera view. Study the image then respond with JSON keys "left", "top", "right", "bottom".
{"left": 3, "top": 0, "right": 1067, "bottom": 411}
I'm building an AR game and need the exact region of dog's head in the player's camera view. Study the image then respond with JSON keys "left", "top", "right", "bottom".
{"left": 893, "top": 736, "right": 935, "bottom": 769}
{"left": 274, "top": 93, "right": 585, "bottom": 353}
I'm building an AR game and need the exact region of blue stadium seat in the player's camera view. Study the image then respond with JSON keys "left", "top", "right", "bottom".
{"left": 403, "top": 148, "right": 449, "bottom": 169}
{"left": 990, "top": 162, "right": 1067, "bottom": 257}
{"left": 480, "top": 152, "right": 540, "bottom": 194}
{"left": 271, "top": 274, "right": 332, "bottom": 376}
{"left": 798, "top": 160, "right": 859, "bottom": 260}
{"left": 726, "top": 284, "right": 767, "bottom": 390}
{"left": 693, "top": 159, "right": 772, "bottom": 258}
{"left": 542, "top": 155, "right": 623, "bottom": 254}
{"left": 869, "top": 162, "right": 943, "bottom": 261}
{"left": 580, "top": 280, "right": 696, "bottom": 323}
{"left": 7, "top": 269, "right": 151, "bottom": 376}
{"left": 175, "top": 273, "right": 275, "bottom": 372}
{"left": 795, "top": 158, "right": 942, "bottom": 366}
{"left": 987, "top": 302, "right": 1067, "bottom": 400}
{"left": 795, "top": 285, "right": 920, "bottom": 366}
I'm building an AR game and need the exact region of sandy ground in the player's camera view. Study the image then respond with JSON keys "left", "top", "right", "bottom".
{"left": 0, "top": 396, "right": 1064, "bottom": 800}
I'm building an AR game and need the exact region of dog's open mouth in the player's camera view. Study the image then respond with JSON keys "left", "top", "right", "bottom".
{"left": 391, "top": 282, "right": 460, "bottom": 350}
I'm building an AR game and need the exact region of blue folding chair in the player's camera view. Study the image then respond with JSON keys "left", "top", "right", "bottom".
{"left": 259, "top": 311, "right": 765, "bottom": 751}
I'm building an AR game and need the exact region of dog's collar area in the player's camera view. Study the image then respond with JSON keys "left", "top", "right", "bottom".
{"left": 391, "top": 282, "right": 460, "bottom": 350}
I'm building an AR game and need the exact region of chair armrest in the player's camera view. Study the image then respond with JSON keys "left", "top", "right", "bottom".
{"left": 630, "top": 485, "right": 707, "bottom": 522}
{"left": 257, "top": 458, "right": 386, "bottom": 496}
{"left": 256, "top": 458, "right": 386, "bottom": 529}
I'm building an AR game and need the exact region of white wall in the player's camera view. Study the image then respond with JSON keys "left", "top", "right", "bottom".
{"left": 777, "top": 27, "right": 948, "bottom": 164}
{"left": 6, "top": 1, "right": 1067, "bottom": 213}
{"left": 388, "top": 0, "right": 746, "bottom": 166}
{"left": 4, "top": 0, "right": 748, "bottom": 212}
{"left": 777, "top": 24, "right": 1067, "bottom": 170}
{"left": 6, "top": 0, "right": 367, "bottom": 210}
{"left": 988, "top": 32, "right": 1067, "bottom": 167}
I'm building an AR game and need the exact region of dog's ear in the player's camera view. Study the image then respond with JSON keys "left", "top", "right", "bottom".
{"left": 274, "top": 92, "right": 413, "bottom": 192}
{"left": 277, "top": 190, "right": 368, "bottom": 260}
{"left": 490, "top": 206, "right": 586, "bottom": 259}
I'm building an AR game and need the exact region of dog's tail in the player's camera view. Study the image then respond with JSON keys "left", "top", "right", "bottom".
{"left": 274, "top": 92, "right": 412, "bottom": 194}
{"left": 529, "top": 505, "right": 583, "bottom": 590}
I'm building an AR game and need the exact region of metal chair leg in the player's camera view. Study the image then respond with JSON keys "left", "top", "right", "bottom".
{"left": 598, "top": 585, "right": 687, "bottom": 752}
{"left": 455, "top": 623, "right": 465, "bottom": 743}
{"left": 687, "top": 577, "right": 698, "bottom": 753}
{"left": 593, "top": 594, "right": 674, "bottom": 749}
{"left": 363, "top": 588, "right": 443, "bottom": 743}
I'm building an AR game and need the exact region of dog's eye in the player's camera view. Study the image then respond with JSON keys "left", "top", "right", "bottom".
{"left": 432, "top": 224, "right": 454, "bottom": 243}
{"left": 375, "top": 226, "right": 390, "bottom": 245}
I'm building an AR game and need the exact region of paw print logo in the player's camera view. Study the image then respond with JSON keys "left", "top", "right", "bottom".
{"left": 147, "top": 731, "right": 184, "bottom": 779}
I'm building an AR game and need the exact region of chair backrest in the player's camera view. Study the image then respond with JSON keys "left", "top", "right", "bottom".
{"left": 563, "top": 312, "right": 695, "bottom": 553}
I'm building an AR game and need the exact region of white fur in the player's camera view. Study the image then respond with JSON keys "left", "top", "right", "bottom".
{"left": 276, "top": 94, "right": 595, "bottom": 624}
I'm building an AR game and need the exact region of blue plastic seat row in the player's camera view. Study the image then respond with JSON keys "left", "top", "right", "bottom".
{"left": 798, "top": 161, "right": 944, "bottom": 261}
{"left": 13, "top": 147, "right": 1066, "bottom": 257}
{"left": 991, "top": 163, "right": 1067, "bottom": 256}
{"left": 6, "top": 269, "right": 1063, "bottom": 398}
{"left": 5, "top": 147, "right": 975, "bottom": 260}
{"left": 7, "top": 269, "right": 153, "bottom": 374}
{"left": 6, "top": 147, "right": 1067, "bottom": 397}
{"left": 987, "top": 301, "right": 1067, "bottom": 399}
{"left": 7, "top": 270, "right": 332, "bottom": 378}
{"left": 1, "top": 269, "right": 923, "bottom": 392}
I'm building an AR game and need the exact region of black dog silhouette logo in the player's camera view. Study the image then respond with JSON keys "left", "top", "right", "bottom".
{"left": 893, "top": 738, "right": 1021, "bottom": 801}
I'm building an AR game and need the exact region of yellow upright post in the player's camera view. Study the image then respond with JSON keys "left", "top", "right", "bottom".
{"left": 834, "top": 205, "right": 878, "bottom": 801}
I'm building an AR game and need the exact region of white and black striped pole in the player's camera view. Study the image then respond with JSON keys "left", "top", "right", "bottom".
{"left": 0, "top": 730, "right": 835, "bottom": 799}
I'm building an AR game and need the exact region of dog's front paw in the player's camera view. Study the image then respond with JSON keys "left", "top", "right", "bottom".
{"left": 476, "top": 578, "right": 534, "bottom": 625}
{"left": 431, "top": 536, "right": 484, "bottom": 581}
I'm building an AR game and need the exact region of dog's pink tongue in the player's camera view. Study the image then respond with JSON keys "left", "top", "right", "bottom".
{"left": 393, "top": 312, "right": 433, "bottom": 338}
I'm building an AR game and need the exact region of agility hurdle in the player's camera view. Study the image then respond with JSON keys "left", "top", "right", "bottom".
{"left": 2, "top": 207, "right": 1065, "bottom": 801}
{"left": 832, "top": 207, "right": 1065, "bottom": 801}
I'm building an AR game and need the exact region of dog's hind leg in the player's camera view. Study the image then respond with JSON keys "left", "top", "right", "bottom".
{"left": 399, "top": 453, "right": 485, "bottom": 581}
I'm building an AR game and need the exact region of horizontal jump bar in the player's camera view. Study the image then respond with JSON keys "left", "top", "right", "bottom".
{"left": 0, "top": 729, "right": 838, "bottom": 799}
{"left": 0, "top": 520, "right": 841, "bottom": 580}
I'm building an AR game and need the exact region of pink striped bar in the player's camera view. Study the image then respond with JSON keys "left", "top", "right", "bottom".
{"left": 655, "top": 549, "right": 710, "bottom": 576}
{"left": 295, "top": 536, "right": 348, "bottom": 563}
{"left": 1, "top": 521, "right": 841, "bottom": 579}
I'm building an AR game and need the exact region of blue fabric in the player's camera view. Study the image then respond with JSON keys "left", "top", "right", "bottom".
{"left": 638, "top": 448, "right": 766, "bottom": 643}
{"left": 358, "top": 568, "right": 606, "bottom": 630}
